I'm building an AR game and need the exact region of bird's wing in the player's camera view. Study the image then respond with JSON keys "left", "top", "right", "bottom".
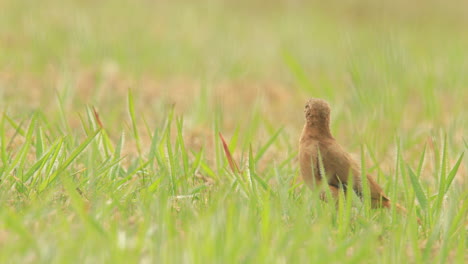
{"left": 323, "top": 142, "right": 389, "bottom": 201}
{"left": 321, "top": 141, "right": 355, "bottom": 184}
{"left": 299, "top": 140, "right": 321, "bottom": 188}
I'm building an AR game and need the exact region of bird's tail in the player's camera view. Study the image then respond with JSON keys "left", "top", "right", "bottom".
{"left": 384, "top": 200, "right": 422, "bottom": 225}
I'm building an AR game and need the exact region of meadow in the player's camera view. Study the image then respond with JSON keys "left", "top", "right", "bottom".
{"left": 1, "top": 0, "right": 467, "bottom": 263}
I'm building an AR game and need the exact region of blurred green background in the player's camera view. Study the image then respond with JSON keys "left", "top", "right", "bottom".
{"left": 1, "top": 0, "right": 467, "bottom": 149}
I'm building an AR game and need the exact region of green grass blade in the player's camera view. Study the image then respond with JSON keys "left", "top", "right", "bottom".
{"left": 434, "top": 135, "right": 448, "bottom": 215}
{"left": 128, "top": 89, "right": 142, "bottom": 155}
{"left": 23, "top": 139, "right": 61, "bottom": 183}
{"left": 35, "top": 126, "right": 45, "bottom": 159}
{"left": 213, "top": 107, "right": 222, "bottom": 172}
{"left": 2, "top": 114, "right": 37, "bottom": 180}
{"left": 115, "top": 160, "right": 151, "bottom": 187}
{"left": 228, "top": 125, "right": 240, "bottom": 154}
{"left": 61, "top": 175, "right": 107, "bottom": 237}
{"left": 3, "top": 207, "right": 39, "bottom": 252}
{"left": 407, "top": 164, "right": 428, "bottom": 212}
{"left": 3, "top": 113, "right": 25, "bottom": 136}
{"left": 148, "top": 128, "right": 159, "bottom": 161}
{"left": 248, "top": 144, "right": 257, "bottom": 195}
{"left": 0, "top": 113, "right": 8, "bottom": 166}
{"left": 417, "top": 143, "right": 427, "bottom": 178}
{"left": 176, "top": 117, "right": 189, "bottom": 180}
{"left": 39, "top": 129, "right": 100, "bottom": 191}
{"left": 254, "top": 127, "right": 283, "bottom": 164}
{"left": 443, "top": 152, "right": 464, "bottom": 195}
{"left": 190, "top": 149, "right": 204, "bottom": 176}
{"left": 360, "top": 145, "right": 371, "bottom": 215}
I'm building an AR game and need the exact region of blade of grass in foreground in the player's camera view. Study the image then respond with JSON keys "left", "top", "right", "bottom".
{"left": 360, "top": 145, "right": 371, "bottom": 216}
{"left": 435, "top": 136, "right": 448, "bottom": 209}
{"left": 443, "top": 152, "right": 464, "bottom": 195}
{"left": 128, "top": 89, "right": 142, "bottom": 155}
{"left": 109, "top": 132, "right": 125, "bottom": 179}
{"left": 407, "top": 165, "right": 428, "bottom": 221}
{"left": 248, "top": 144, "right": 274, "bottom": 196}
{"left": 62, "top": 175, "right": 107, "bottom": 237}
{"left": 3, "top": 113, "right": 25, "bottom": 136}
{"left": 219, "top": 133, "right": 254, "bottom": 197}
{"left": 1, "top": 114, "right": 37, "bottom": 180}
{"left": 35, "top": 126, "right": 45, "bottom": 159}
{"left": 3, "top": 207, "right": 39, "bottom": 252}
{"left": 247, "top": 144, "right": 257, "bottom": 196}
{"left": 17, "top": 114, "right": 38, "bottom": 178}
{"left": 228, "top": 125, "right": 240, "bottom": 154}
{"left": 93, "top": 106, "right": 114, "bottom": 157}
{"left": 219, "top": 132, "right": 240, "bottom": 174}
{"left": 416, "top": 144, "right": 427, "bottom": 179}
{"left": 23, "top": 138, "right": 62, "bottom": 185}
{"left": 254, "top": 127, "right": 283, "bottom": 164}
{"left": 0, "top": 113, "right": 7, "bottom": 165}
{"left": 176, "top": 117, "right": 189, "bottom": 180}
{"left": 164, "top": 108, "right": 178, "bottom": 195}
{"left": 393, "top": 140, "right": 404, "bottom": 220}
{"left": 38, "top": 129, "right": 100, "bottom": 192}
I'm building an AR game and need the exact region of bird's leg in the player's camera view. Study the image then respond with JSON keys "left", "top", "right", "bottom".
{"left": 319, "top": 184, "right": 340, "bottom": 202}
{"left": 303, "top": 174, "right": 340, "bottom": 202}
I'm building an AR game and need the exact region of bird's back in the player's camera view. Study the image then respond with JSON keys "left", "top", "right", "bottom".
{"left": 318, "top": 139, "right": 359, "bottom": 187}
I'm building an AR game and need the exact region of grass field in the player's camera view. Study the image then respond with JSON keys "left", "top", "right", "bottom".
{"left": 1, "top": 0, "right": 467, "bottom": 263}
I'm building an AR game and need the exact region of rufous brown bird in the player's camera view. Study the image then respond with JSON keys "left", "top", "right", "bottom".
{"left": 299, "top": 98, "right": 407, "bottom": 212}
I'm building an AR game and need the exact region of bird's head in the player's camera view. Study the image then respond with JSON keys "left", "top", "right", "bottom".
{"left": 304, "top": 98, "right": 331, "bottom": 127}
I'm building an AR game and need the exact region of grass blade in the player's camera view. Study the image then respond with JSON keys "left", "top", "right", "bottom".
{"left": 219, "top": 132, "right": 240, "bottom": 173}
{"left": 4, "top": 113, "right": 25, "bottom": 136}
{"left": 443, "top": 152, "right": 464, "bottom": 195}
{"left": 417, "top": 143, "right": 427, "bottom": 178}
{"left": 407, "top": 165, "right": 428, "bottom": 212}
{"left": 254, "top": 127, "right": 283, "bottom": 163}
{"left": 2, "top": 114, "right": 37, "bottom": 180}
{"left": 39, "top": 130, "right": 100, "bottom": 191}
{"left": 176, "top": 117, "right": 190, "bottom": 179}
{"left": 0, "top": 113, "right": 7, "bottom": 165}
{"left": 35, "top": 126, "right": 45, "bottom": 159}
{"left": 128, "top": 89, "right": 142, "bottom": 155}
{"left": 248, "top": 144, "right": 257, "bottom": 194}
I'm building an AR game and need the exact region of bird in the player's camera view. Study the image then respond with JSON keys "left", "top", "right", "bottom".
{"left": 298, "top": 98, "right": 406, "bottom": 212}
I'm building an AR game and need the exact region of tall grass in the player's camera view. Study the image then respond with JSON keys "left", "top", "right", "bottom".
{"left": 0, "top": 99, "right": 466, "bottom": 263}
